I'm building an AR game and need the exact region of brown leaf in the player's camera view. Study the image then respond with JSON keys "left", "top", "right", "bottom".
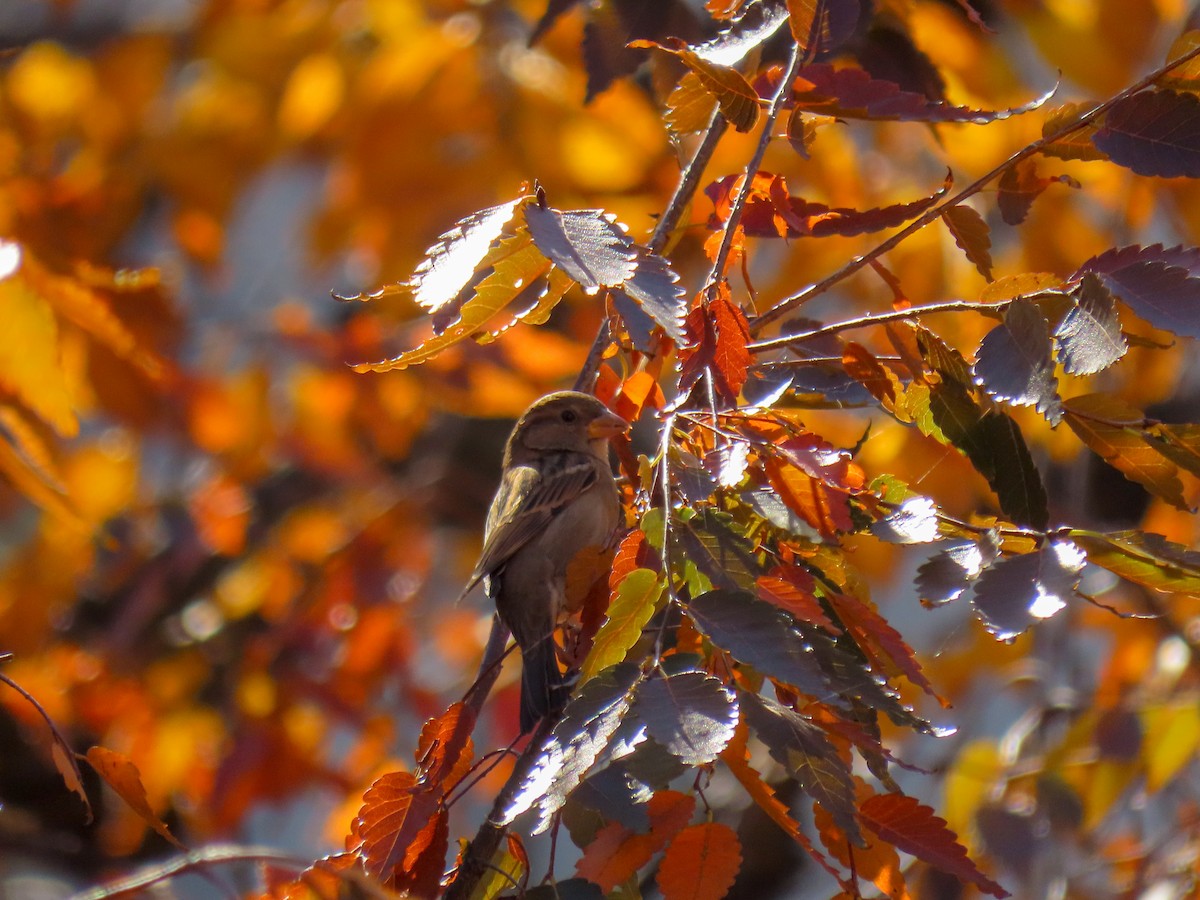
{"left": 85, "top": 746, "right": 184, "bottom": 849}
{"left": 941, "top": 205, "right": 993, "bottom": 281}
{"left": 629, "top": 39, "right": 760, "bottom": 132}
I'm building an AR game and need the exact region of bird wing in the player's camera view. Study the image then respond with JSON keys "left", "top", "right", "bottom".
{"left": 460, "top": 454, "right": 599, "bottom": 598}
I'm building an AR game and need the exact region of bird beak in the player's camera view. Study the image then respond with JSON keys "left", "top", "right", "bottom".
{"left": 587, "top": 409, "right": 628, "bottom": 440}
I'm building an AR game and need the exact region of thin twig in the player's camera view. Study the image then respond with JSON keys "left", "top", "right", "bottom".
{"left": 749, "top": 298, "right": 1010, "bottom": 352}
{"left": 574, "top": 108, "right": 729, "bottom": 393}
{"left": 705, "top": 42, "right": 806, "bottom": 291}
{"left": 749, "top": 42, "right": 1200, "bottom": 334}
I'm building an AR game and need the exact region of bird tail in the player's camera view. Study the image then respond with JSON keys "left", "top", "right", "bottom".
{"left": 519, "top": 638, "right": 568, "bottom": 734}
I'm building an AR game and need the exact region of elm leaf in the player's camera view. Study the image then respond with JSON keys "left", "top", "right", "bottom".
{"left": 972, "top": 298, "right": 1062, "bottom": 424}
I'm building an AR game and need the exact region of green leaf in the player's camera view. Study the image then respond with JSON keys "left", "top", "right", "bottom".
{"left": 1068, "top": 529, "right": 1200, "bottom": 594}
{"left": 582, "top": 569, "right": 665, "bottom": 682}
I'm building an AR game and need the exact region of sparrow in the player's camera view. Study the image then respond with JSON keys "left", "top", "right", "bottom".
{"left": 462, "top": 391, "right": 626, "bottom": 733}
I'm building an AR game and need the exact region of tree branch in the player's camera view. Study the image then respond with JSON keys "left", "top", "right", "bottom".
{"left": 749, "top": 42, "right": 1200, "bottom": 334}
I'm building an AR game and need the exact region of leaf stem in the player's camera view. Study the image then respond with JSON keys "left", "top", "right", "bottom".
{"left": 749, "top": 42, "right": 1200, "bottom": 334}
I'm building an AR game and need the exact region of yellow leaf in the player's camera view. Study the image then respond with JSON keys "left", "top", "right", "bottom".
{"left": 0, "top": 255, "right": 77, "bottom": 436}
{"left": 279, "top": 52, "right": 345, "bottom": 139}
{"left": 1143, "top": 701, "right": 1200, "bottom": 791}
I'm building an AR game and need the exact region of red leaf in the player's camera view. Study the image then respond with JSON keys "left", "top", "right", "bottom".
{"left": 705, "top": 171, "right": 950, "bottom": 239}
{"left": 941, "top": 205, "right": 993, "bottom": 281}
{"left": 354, "top": 771, "right": 445, "bottom": 886}
{"left": 859, "top": 792, "right": 1009, "bottom": 898}
{"left": 791, "top": 63, "right": 1052, "bottom": 123}
{"left": 415, "top": 702, "right": 475, "bottom": 788}
{"left": 576, "top": 790, "right": 696, "bottom": 892}
{"left": 678, "top": 285, "right": 751, "bottom": 405}
{"left": 657, "top": 822, "right": 742, "bottom": 900}
{"left": 85, "top": 746, "right": 183, "bottom": 848}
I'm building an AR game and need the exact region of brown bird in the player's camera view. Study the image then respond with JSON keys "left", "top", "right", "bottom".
{"left": 463, "top": 391, "right": 626, "bottom": 732}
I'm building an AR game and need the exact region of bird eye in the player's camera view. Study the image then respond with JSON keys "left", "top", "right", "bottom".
{"left": 560, "top": 409, "right": 577, "bottom": 423}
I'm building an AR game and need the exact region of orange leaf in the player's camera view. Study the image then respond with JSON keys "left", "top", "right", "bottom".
{"left": 85, "top": 746, "right": 183, "bottom": 849}
{"left": 415, "top": 702, "right": 475, "bottom": 789}
{"left": 756, "top": 575, "right": 839, "bottom": 632}
{"left": 941, "top": 205, "right": 994, "bottom": 282}
{"left": 813, "top": 799, "right": 910, "bottom": 900}
{"left": 657, "top": 822, "right": 742, "bottom": 900}
{"left": 576, "top": 790, "right": 696, "bottom": 892}
{"left": 826, "top": 593, "right": 945, "bottom": 703}
{"left": 765, "top": 457, "right": 853, "bottom": 537}
{"left": 613, "top": 370, "right": 664, "bottom": 423}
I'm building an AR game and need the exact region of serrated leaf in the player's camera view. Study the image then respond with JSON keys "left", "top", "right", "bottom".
{"left": 786, "top": 0, "right": 861, "bottom": 55}
{"left": 355, "top": 230, "right": 564, "bottom": 372}
{"left": 942, "top": 205, "right": 993, "bottom": 281}
{"left": 501, "top": 663, "right": 641, "bottom": 832}
{"left": 1054, "top": 273, "right": 1127, "bottom": 375}
{"left": 742, "top": 692, "right": 862, "bottom": 844}
{"left": 656, "top": 822, "right": 742, "bottom": 900}
{"left": 85, "top": 746, "right": 184, "bottom": 849}
{"left": 706, "top": 171, "right": 950, "bottom": 239}
{"left": 630, "top": 39, "right": 760, "bottom": 132}
{"left": 618, "top": 249, "right": 687, "bottom": 343}
{"left": 756, "top": 573, "right": 839, "bottom": 631}
{"left": 582, "top": 569, "right": 664, "bottom": 682}
{"left": 871, "top": 495, "right": 941, "bottom": 544}
{"left": 1041, "top": 101, "right": 1108, "bottom": 162}
{"left": 678, "top": 286, "right": 751, "bottom": 405}
{"left": 859, "top": 792, "right": 1009, "bottom": 898}
{"left": 665, "top": 71, "right": 719, "bottom": 136}
{"left": 972, "top": 298, "right": 1062, "bottom": 423}
{"left": 929, "top": 383, "right": 1049, "bottom": 529}
{"left": 635, "top": 672, "right": 738, "bottom": 765}
{"left": 408, "top": 199, "right": 524, "bottom": 313}
{"left": 687, "top": 589, "right": 841, "bottom": 702}
{"left": 678, "top": 509, "right": 762, "bottom": 591}
{"left": 1075, "top": 244, "right": 1200, "bottom": 340}
{"left": 828, "top": 592, "right": 943, "bottom": 700}
{"left": 1068, "top": 529, "right": 1200, "bottom": 594}
{"left": 1062, "top": 393, "right": 1188, "bottom": 509}
{"left": 916, "top": 536, "right": 1000, "bottom": 605}
{"left": 792, "top": 63, "right": 1052, "bottom": 123}
{"left": 524, "top": 205, "right": 636, "bottom": 293}
{"left": 692, "top": 0, "right": 791, "bottom": 67}
{"left": 1093, "top": 89, "right": 1200, "bottom": 178}
{"left": 969, "top": 540, "right": 1085, "bottom": 639}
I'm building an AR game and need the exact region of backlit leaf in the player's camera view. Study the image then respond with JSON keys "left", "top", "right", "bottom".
{"left": 941, "top": 205, "right": 994, "bottom": 281}
{"left": 524, "top": 205, "right": 636, "bottom": 293}
{"left": 1041, "top": 101, "right": 1108, "bottom": 162}
{"left": 969, "top": 540, "right": 1085, "bottom": 639}
{"left": 656, "top": 822, "right": 742, "bottom": 900}
{"left": 1093, "top": 90, "right": 1200, "bottom": 178}
{"left": 916, "top": 536, "right": 1000, "bottom": 606}
{"left": 85, "top": 746, "right": 184, "bottom": 849}
{"left": 678, "top": 286, "right": 752, "bottom": 405}
{"left": 629, "top": 39, "right": 760, "bottom": 132}
{"left": 929, "top": 383, "right": 1049, "bottom": 529}
{"left": 502, "top": 663, "right": 641, "bottom": 833}
{"left": 1068, "top": 529, "right": 1200, "bottom": 594}
{"left": 706, "top": 171, "right": 950, "bottom": 239}
{"left": 635, "top": 671, "right": 738, "bottom": 765}
{"left": 792, "top": 63, "right": 1052, "bottom": 123}
{"left": 354, "top": 230, "right": 562, "bottom": 371}
{"left": 756, "top": 573, "right": 839, "bottom": 631}
{"left": 827, "top": 592, "right": 942, "bottom": 700}
{"left": 859, "top": 792, "right": 1009, "bottom": 898}
{"left": 692, "top": 0, "right": 790, "bottom": 67}
{"left": 687, "top": 589, "right": 841, "bottom": 702}
{"left": 1053, "top": 273, "right": 1127, "bottom": 375}
{"left": 1062, "top": 393, "right": 1188, "bottom": 509}
{"left": 996, "top": 158, "right": 1078, "bottom": 226}
{"left": 665, "top": 71, "right": 718, "bottom": 135}
{"left": 972, "top": 298, "right": 1062, "bottom": 423}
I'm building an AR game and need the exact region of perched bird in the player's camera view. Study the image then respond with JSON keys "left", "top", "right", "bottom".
{"left": 463, "top": 391, "right": 626, "bottom": 733}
